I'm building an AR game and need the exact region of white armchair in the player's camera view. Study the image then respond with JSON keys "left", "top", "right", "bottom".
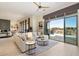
{"left": 44, "top": 35, "right": 49, "bottom": 40}
{"left": 32, "top": 32, "right": 38, "bottom": 41}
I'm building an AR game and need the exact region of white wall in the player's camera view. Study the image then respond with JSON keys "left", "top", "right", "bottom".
{"left": 31, "top": 15, "right": 38, "bottom": 32}
{"left": 31, "top": 15, "right": 44, "bottom": 32}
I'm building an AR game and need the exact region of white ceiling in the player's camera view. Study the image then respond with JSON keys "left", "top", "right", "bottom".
{"left": 0, "top": 2, "right": 78, "bottom": 20}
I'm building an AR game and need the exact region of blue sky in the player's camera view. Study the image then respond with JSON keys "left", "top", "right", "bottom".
{"left": 65, "top": 16, "right": 76, "bottom": 27}
{"left": 47, "top": 16, "right": 76, "bottom": 29}
{"left": 48, "top": 18, "right": 64, "bottom": 29}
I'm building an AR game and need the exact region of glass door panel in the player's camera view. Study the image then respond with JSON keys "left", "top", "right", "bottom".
{"left": 47, "top": 18, "right": 64, "bottom": 42}
{"left": 65, "top": 16, "right": 77, "bottom": 45}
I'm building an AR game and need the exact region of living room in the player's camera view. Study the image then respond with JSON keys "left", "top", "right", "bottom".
{"left": 0, "top": 2, "right": 79, "bottom": 56}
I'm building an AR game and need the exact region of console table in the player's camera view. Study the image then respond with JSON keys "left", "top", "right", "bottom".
{"left": 0, "top": 32, "right": 12, "bottom": 38}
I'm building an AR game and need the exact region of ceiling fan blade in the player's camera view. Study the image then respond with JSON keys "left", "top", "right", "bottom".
{"left": 33, "top": 2, "right": 39, "bottom": 7}
{"left": 41, "top": 6, "right": 49, "bottom": 8}
{"left": 39, "top": 2, "right": 41, "bottom": 6}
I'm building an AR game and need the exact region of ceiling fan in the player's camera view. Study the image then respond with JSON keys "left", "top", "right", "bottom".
{"left": 33, "top": 2, "right": 49, "bottom": 10}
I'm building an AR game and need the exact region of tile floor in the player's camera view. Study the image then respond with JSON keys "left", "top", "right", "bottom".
{"left": 0, "top": 37, "right": 21, "bottom": 56}
{"left": 0, "top": 37, "right": 79, "bottom": 56}
{"left": 38, "top": 42, "right": 79, "bottom": 56}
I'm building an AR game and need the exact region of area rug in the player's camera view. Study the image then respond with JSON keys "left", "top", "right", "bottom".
{"left": 21, "top": 40, "right": 58, "bottom": 56}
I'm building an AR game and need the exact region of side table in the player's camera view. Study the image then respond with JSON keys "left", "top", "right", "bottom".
{"left": 25, "top": 41, "right": 36, "bottom": 55}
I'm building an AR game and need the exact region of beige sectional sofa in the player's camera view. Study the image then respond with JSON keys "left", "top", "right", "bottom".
{"left": 12, "top": 32, "right": 36, "bottom": 53}
{"left": 12, "top": 35, "right": 27, "bottom": 53}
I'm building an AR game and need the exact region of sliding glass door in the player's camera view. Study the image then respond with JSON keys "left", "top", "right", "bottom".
{"left": 64, "top": 16, "right": 77, "bottom": 45}
{"left": 47, "top": 18, "right": 64, "bottom": 42}
{"left": 47, "top": 15, "right": 78, "bottom": 45}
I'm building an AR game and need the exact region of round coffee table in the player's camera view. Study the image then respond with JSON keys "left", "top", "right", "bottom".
{"left": 37, "top": 38, "right": 48, "bottom": 46}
